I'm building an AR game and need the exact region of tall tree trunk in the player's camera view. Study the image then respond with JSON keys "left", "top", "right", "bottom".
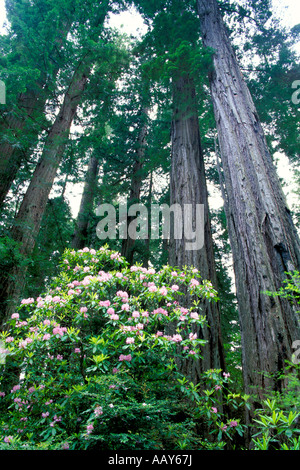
{"left": 71, "top": 153, "right": 99, "bottom": 250}
{"left": 197, "top": 0, "right": 300, "bottom": 397}
{"left": 0, "top": 59, "right": 91, "bottom": 327}
{"left": 0, "top": 19, "right": 73, "bottom": 212}
{"left": 121, "top": 107, "right": 149, "bottom": 265}
{"left": 169, "top": 74, "right": 225, "bottom": 381}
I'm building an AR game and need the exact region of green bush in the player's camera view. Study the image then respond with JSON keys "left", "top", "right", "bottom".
{"left": 0, "top": 245, "right": 221, "bottom": 450}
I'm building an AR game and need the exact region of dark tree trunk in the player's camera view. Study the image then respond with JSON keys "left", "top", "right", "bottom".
{"left": 169, "top": 74, "right": 225, "bottom": 381}
{"left": 121, "top": 107, "right": 149, "bottom": 265}
{"left": 71, "top": 154, "right": 99, "bottom": 250}
{"left": 0, "top": 60, "right": 91, "bottom": 327}
{"left": 197, "top": 0, "right": 300, "bottom": 396}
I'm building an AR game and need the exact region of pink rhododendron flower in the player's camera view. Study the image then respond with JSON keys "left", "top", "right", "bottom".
{"left": 119, "top": 354, "right": 132, "bottom": 362}
{"left": 126, "top": 337, "right": 134, "bottom": 344}
{"left": 229, "top": 421, "right": 238, "bottom": 427}
{"left": 80, "top": 307, "right": 88, "bottom": 313}
{"left": 107, "top": 307, "right": 115, "bottom": 315}
{"left": 148, "top": 285, "right": 157, "bottom": 293}
{"left": 172, "top": 334, "right": 183, "bottom": 342}
{"left": 171, "top": 285, "right": 179, "bottom": 291}
{"left": 211, "top": 407, "right": 218, "bottom": 413}
{"left": 190, "top": 312, "right": 199, "bottom": 320}
{"left": 190, "top": 279, "right": 199, "bottom": 287}
{"left": 11, "top": 313, "right": 19, "bottom": 319}
{"left": 189, "top": 333, "right": 197, "bottom": 340}
{"left": 94, "top": 406, "right": 103, "bottom": 416}
{"left": 159, "top": 286, "right": 168, "bottom": 295}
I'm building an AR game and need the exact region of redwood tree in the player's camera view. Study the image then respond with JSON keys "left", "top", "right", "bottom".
{"left": 197, "top": 0, "right": 300, "bottom": 397}
{"left": 169, "top": 73, "right": 225, "bottom": 379}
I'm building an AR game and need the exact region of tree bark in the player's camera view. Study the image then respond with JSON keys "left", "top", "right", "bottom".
{"left": 121, "top": 107, "right": 149, "bottom": 265}
{"left": 71, "top": 153, "right": 99, "bottom": 250}
{"left": 0, "top": 59, "right": 91, "bottom": 327}
{"left": 169, "top": 74, "right": 225, "bottom": 381}
{"left": 197, "top": 0, "right": 300, "bottom": 396}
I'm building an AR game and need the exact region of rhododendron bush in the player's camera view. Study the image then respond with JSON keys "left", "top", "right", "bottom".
{"left": 0, "top": 246, "right": 223, "bottom": 450}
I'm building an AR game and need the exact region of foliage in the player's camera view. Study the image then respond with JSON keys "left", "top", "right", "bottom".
{"left": 0, "top": 245, "right": 224, "bottom": 450}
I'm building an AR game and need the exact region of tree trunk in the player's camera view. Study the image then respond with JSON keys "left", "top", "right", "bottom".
{"left": 71, "top": 154, "right": 99, "bottom": 250}
{"left": 169, "top": 73, "right": 225, "bottom": 381}
{"left": 0, "top": 59, "right": 91, "bottom": 327}
{"left": 121, "top": 107, "right": 149, "bottom": 265}
{"left": 0, "top": 19, "right": 73, "bottom": 212}
{"left": 197, "top": 0, "right": 300, "bottom": 396}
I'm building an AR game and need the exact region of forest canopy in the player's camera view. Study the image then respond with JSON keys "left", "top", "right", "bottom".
{"left": 0, "top": 0, "right": 299, "bottom": 453}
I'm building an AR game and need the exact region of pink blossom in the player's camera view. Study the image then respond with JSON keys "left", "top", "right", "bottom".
{"left": 132, "top": 311, "right": 140, "bottom": 318}
{"left": 121, "top": 303, "right": 130, "bottom": 311}
{"left": 107, "top": 307, "right": 115, "bottom": 315}
{"left": 21, "top": 298, "right": 35, "bottom": 305}
{"left": 172, "top": 334, "right": 183, "bottom": 342}
{"left": 74, "top": 348, "right": 81, "bottom": 354}
{"left": 111, "top": 314, "right": 119, "bottom": 320}
{"left": 171, "top": 285, "right": 179, "bottom": 291}
{"left": 190, "top": 279, "right": 199, "bottom": 287}
{"left": 211, "top": 407, "right": 218, "bottom": 414}
{"left": 43, "top": 319, "right": 51, "bottom": 326}
{"left": 80, "top": 307, "right": 88, "bottom": 313}
{"left": 119, "top": 354, "right": 132, "bottom": 362}
{"left": 126, "top": 337, "right": 135, "bottom": 344}
{"left": 229, "top": 421, "right": 238, "bottom": 427}
{"left": 5, "top": 337, "right": 14, "bottom": 343}
{"left": 148, "top": 285, "right": 157, "bottom": 293}
{"left": 190, "top": 312, "right": 199, "bottom": 320}
{"left": 11, "top": 313, "right": 19, "bottom": 319}
{"left": 159, "top": 286, "right": 168, "bottom": 296}
{"left": 189, "top": 333, "right": 197, "bottom": 340}
{"left": 42, "top": 412, "right": 49, "bottom": 418}
{"left": 43, "top": 334, "right": 51, "bottom": 341}
{"left": 94, "top": 406, "right": 103, "bottom": 416}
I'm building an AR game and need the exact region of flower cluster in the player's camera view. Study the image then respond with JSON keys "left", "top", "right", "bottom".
{"left": 0, "top": 245, "right": 221, "bottom": 450}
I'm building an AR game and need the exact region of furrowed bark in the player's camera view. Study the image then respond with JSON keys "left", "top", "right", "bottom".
{"left": 121, "top": 107, "right": 149, "bottom": 265}
{"left": 197, "top": 0, "right": 300, "bottom": 396}
{"left": 169, "top": 74, "right": 225, "bottom": 381}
